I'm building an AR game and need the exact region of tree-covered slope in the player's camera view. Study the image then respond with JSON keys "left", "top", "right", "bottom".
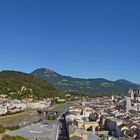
{"left": 0, "top": 70, "right": 57, "bottom": 99}
{"left": 31, "top": 68, "right": 140, "bottom": 94}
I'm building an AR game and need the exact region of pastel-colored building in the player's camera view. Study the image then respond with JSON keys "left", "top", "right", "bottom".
{"left": 77, "top": 120, "right": 99, "bottom": 131}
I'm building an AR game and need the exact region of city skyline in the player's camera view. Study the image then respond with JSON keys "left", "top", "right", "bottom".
{"left": 0, "top": 0, "right": 140, "bottom": 83}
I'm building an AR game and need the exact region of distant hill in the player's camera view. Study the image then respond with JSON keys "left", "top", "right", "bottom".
{"left": 31, "top": 68, "right": 140, "bottom": 94}
{"left": 0, "top": 71, "right": 57, "bottom": 99}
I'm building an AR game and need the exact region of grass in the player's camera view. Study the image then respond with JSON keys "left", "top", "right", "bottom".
{"left": 2, "top": 135, "right": 28, "bottom": 140}
{"left": 53, "top": 102, "right": 68, "bottom": 110}
{"left": 53, "top": 100, "right": 80, "bottom": 110}
{"left": 0, "top": 113, "right": 30, "bottom": 122}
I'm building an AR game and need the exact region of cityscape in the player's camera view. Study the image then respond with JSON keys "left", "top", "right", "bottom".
{"left": 0, "top": 0, "right": 140, "bottom": 140}
{"left": 0, "top": 69, "right": 139, "bottom": 140}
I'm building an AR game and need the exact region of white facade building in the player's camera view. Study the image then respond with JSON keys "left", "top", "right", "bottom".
{"left": 126, "top": 89, "right": 140, "bottom": 112}
{"left": 0, "top": 106, "right": 7, "bottom": 115}
{"left": 26, "top": 101, "right": 50, "bottom": 109}
{"left": 9, "top": 99, "right": 26, "bottom": 110}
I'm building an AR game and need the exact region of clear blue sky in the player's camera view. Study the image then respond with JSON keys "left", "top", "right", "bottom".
{"left": 0, "top": 0, "right": 140, "bottom": 83}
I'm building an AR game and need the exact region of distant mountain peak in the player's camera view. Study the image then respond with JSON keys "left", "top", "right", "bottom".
{"left": 115, "top": 79, "right": 133, "bottom": 84}
{"left": 33, "top": 68, "right": 56, "bottom": 74}
{"left": 31, "top": 68, "right": 61, "bottom": 78}
{"left": 43, "top": 68, "right": 55, "bottom": 73}
{"left": 31, "top": 68, "right": 140, "bottom": 94}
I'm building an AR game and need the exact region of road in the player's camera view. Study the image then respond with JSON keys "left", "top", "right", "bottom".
{"left": 54, "top": 103, "right": 72, "bottom": 140}
{"left": 58, "top": 114, "right": 70, "bottom": 140}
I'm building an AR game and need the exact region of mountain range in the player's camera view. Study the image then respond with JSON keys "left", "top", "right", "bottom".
{"left": 31, "top": 68, "right": 140, "bottom": 94}
{"left": 0, "top": 68, "right": 139, "bottom": 98}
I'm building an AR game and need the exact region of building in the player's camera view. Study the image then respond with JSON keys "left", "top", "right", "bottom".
{"left": 10, "top": 99, "right": 26, "bottom": 110}
{"left": 26, "top": 100, "right": 50, "bottom": 109}
{"left": 77, "top": 120, "right": 99, "bottom": 131}
{"left": 0, "top": 106, "right": 7, "bottom": 115}
{"left": 126, "top": 89, "right": 140, "bottom": 112}
{"left": 69, "top": 125, "right": 101, "bottom": 140}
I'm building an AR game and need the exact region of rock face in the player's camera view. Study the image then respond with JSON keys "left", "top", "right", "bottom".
{"left": 31, "top": 68, "right": 140, "bottom": 94}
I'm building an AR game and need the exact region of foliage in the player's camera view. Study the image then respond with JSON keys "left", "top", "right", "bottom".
{"left": 5, "top": 126, "right": 20, "bottom": 131}
{"left": 31, "top": 68, "right": 140, "bottom": 94}
{"left": 50, "top": 99, "right": 55, "bottom": 106}
{"left": 87, "top": 126, "right": 92, "bottom": 131}
{"left": 57, "top": 92, "right": 66, "bottom": 99}
{"left": 0, "top": 125, "right": 5, "bottom": 134}
{"left": 2, "top": 135, "right": 28, "bottom": 140}
{"left": 0, "top": 124, "right": 20, "bottom": 134}
{"left": 0, "top": 71, "right": 58, "bottom": 99}
{"left": 89, "top": 112, "right": 98, "bottom": 122}
{"left": 46, "top": 114, "right": 59, "bottom": 120}
{"left": 33, "top": 118, "right": 43, "bottom": 124}
{"left": 46, "top": 115, "right": 52, "bottom": 120}
{"left": 9, "top": 92, "right": 22, "bottom": 100}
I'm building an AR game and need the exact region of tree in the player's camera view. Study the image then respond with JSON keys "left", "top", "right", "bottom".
{"left": 87, "top": 126, "right": 92, "bottom": 131}
{"left": 2, "top": 135, "right": 28, "bottom": 140}
{"left": 0, "top": 125, "right": 5, "bottom": 134}
{"left": 22, "top": 88, "right": 33, "bottom": 100}
{"left": 89, "top": 112, "right": 98, "bottom": 122}
{"left": 50, "top": 99, "right": 55, "bottom": 106}
{"left": 46, "top": 115, "right": 53, "bottom": 120}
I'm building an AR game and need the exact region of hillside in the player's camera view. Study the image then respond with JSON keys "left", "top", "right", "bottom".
{"left": 0, "top": 70, "right": 57, "bottom": 99}
{"left": 31, "top": 68, "right": 140, "bottom": 94}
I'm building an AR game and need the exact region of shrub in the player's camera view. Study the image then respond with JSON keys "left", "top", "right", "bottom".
{"left": 0, "top": 125, "right": 5, "bottom": 134}
{"left": 2, "top": 135, "right": 28, "bottom": 140}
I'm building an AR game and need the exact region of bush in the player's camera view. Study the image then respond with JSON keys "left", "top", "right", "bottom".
{"left": 87, "top": 126, "right": 92, "bottom": 131}
{"left": 46, "top": 115, "right": 52, "bottom": 120}
{"left": 15, "top": 136, "right": 28, "bottom": 140}
{"left": 2, "top": 135, "right": 28, "bottom": 140}
{"left": 0, "top": 125, "right": 5, "bottom": 134}
{"left": 5, "top": 126, "right": 20, "bottom": 131}
{"left": 89, "top": 112, "right": 98, "bottom": 122}
{"left": 46, "top": 114, "right": 59, "bottom": 120}
{"left": 0, "top": 124, "right": 20, "bottom": 134}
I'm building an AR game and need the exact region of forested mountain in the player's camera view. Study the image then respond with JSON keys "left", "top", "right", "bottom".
{"left": 0, "top": 70, "right": 57, "bottom": 99}
{"left": 31, "top": 68, "right": 140, "bottom": 94}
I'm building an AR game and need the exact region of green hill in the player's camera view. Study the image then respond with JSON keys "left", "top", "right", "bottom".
{"left": 0, "top": 70, "right": 57, "bottom": 99}
{"left": 31, "top": 68, "right": 140, "bottom": 94}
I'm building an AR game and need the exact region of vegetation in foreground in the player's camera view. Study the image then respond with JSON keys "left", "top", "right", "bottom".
{"left": 0, "top": 125, "right": 20, "bottom": 134}
{"left": 2, "top": 135, "right": 28, "bottom": 140}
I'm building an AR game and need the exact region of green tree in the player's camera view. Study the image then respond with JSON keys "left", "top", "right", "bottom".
{"left": 89, "top": 112, "right": 98, "bottom": 122}
{"left": 2, "top": 135, "right": 28, "bottom": 140}
{"left": 0, "top": 125, "right": 5, "bottom": 134}
{"left": 46, "top": 115, "right": 53, "bottom": 120}
{"left": 87, "top": 126, "right": 92, "bottom": 131}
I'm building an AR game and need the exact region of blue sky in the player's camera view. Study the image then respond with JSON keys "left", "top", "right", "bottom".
{"left": 0, "top": 0, "right": 140, "bottom": 83}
